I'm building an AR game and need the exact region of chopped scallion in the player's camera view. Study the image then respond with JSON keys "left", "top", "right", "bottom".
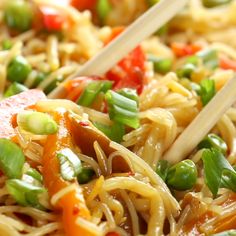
{"left": 197, "top": 49, "right": 219, "bottom": 69}
{"left": 0, "top": 139, "right": 25, "bottom": 179}
{"left": 198, "top": 79, "right": 216, "bottom": 106}
{"left": 77, "top": 168, "right": 95, "bottom": 184}
{"left": 57, "top": 148, "right": 82, "bottom": 181}
{"left": 4, "top": 82, "right": 28, "bottom": 98}
{"left": 77, "top": 80, "right": 112, "bottom": 107}
{"left": 17, "top": 111, "right": 58, "bottom": 135}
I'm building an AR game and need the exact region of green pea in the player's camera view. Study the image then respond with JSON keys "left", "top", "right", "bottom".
{"left": 7, "top": 56, "right": 31, "bottom": 83}
{"left": 4, "top": 0, "right": 33, "bottom": 32}
{"left": 77, "top": 168, "right": 95, "bottom": 184}
{"left": 166, "top": 160, "right": 197, "bottom": 191}
{"left": 4, "top": 82, "right": 28, "bottom": 98}
{"left": 177, "top": 63, "right": 196, "bottom": 79}
{"left": 198, "top": 133, "right": 228, "bottom": 154}
{"left": 148, "top": 55, "right": 172, "bottom": 74}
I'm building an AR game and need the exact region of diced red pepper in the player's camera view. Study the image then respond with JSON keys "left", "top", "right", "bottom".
{"left": 220, "top": 56, "right": 236, "bottom": 71}
{"left": 105, "top": 27, "right": 146, "bottom": 94}
{"left": 39, "top": 5, "right": 67, "bottom": 31}
{"left": 171, "top": 42, "right": 202, "bottom": 57}
{"left": 70, "top": 0, "right": 97, "bottom": 11}
{"left": 0, "top": 89, "right": 46, "bottom": 139}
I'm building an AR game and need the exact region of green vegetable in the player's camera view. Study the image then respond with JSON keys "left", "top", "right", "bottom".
{"left": 57, "top": 148, "right": 82, "bottom": 181}
{"left": 156, "top": 24, "right": 168, "bottom": 36}
{"left": 201, "top": 148, "right": 236, "bottom": 197}
{"left": 93, "top": 121, "right": 125, "bottom": 143}
{"left": 32, "top": 72, "right": 47, "bottom": 88}
{"left": 0, "top": 139, "right": 25, "bottom": 179}
{"left": 6, "top": 179, "right": 46, "bottom": 209}
{"left": 96, "top": 0, "right": 112, "bottom": 23}
{"left": 44, "top": 77, "right": 63, "bottom": 94}
{"left": 77, "top": 168, "right": 95, "bottom": 184}
{"left": 186, "top": 55, "right": 199, "bottom": 66}
{"left": 2, "top": 39, "right": 12, "bottom": 50}
{"left": 26, "top": 168, "right": 43, "bottom": 183}
{"left": 4, "top": 82, "right": 28, "bottom": 98}
{"left": 148, "top": 55, "right": 172, "bottom": 74}
{"left": 177, "top": 63, "right": 196, "bottom": 79}
{"left": 190, "top": 82, "right": 201, "bottom": 94}
{"left": 147, "top": 0, "right": 160, "bottom": 7}
{"left": 198, "top": 133, "right": 227, "bottom": 154}
{"left": 106, "top": 90, "right": 140, "bottom": 129}
{"left": 4, "top": 0, "right": 33, "bottom": 32}
{"left": 156, "top": 160, "right": 170, "bottom": 181}
{"left": 118, "top": 88, "right": 139, "bottom": 104}
{"left": 166, "top": 160, "right": 197, "bottom": 191}
{"left": 7, "top": 55, "right": 31, "bottom": 83}
{"left": 197, "top": 49, "right": 219, "bottom": 69}
{"left": 77, "top": 80, "right": 112, "bottom": 107}
{"left": 198, "top": 79, "right": 216, "bottom": 106}
{"left": 202, "top": 0, "right": 232, "bottom": 8}
{"left": 17, "top": 111, "right": 58, "bottom": 135}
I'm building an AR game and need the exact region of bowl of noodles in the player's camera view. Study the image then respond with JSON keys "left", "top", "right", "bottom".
{"left": 1, "top": 0, "right": 236, "bottom": 235}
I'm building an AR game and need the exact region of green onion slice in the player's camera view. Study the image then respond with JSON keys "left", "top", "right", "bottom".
{"left": 156, "top": 160, "right": 170, "bottom": 181}
{"left": 6, "top": 179, "right": 46, "bottom": 209}
{"left": 17, "top": 111, "right": 58, "bottom": 135}
{"left": 77, "top": 80, "right": 112, "bottom": 107}
{"left": 0, "top": 139, "right": 25, "bottom": 179}
{"left": 57, "top": 148, "right": 82, "bottom": 181}
{"left": 198, "top": 79, "right": 216, "bottom": 106}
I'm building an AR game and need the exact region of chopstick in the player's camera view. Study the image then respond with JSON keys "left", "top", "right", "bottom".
{"left": 48, "top": 0, "right": 187, "bottom": 99}
{"left": 163, "top": 77, "right": 236, "bottom": 164}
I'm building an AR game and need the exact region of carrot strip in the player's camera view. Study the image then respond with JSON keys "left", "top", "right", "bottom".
{"left": 42, "top": 109, "right": 95, "bottom": 236}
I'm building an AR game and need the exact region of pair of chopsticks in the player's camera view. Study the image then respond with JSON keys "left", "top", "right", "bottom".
{"left": 49, "top": 0, "right": 236, "bottom": 164}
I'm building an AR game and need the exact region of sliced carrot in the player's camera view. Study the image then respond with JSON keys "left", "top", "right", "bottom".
{"left": 220, "top": 55, "right": 236, "bottom": 71}
{"left": 42, "top": 109, "right": 94, "bottom": 236}
{"left": 171, "top": 42, "right": 202, "bottom": 57}
{"left": 0, "top": 89, "right": 46, "bottom": 139}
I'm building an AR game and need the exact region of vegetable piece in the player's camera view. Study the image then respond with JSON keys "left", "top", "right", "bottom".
{"left": 156, "top": 160, "right": 170, "bottom": 181}
{"left": 77, "top": 80, "right": 112, "bottom": 107}
{"left": 17, "top": 111, "right": 58, "bottom": 135}
{"left": 202, "top": 148, "right": 236, "bottom": 197}
{"left": 39, "top": 5, "right": 66, "bottom": 32}
{"left": 26, "top": 168, "right": 43, "bottom": 183}
{"left": 166, "top": 160, "right": 197, "bottom": 191}
{"left": 6, "top": 179, "right": 46, "bottom": 209}
{"left": 0, "top": 89, "right": 46, "bottom": 139}
{"left": 177, "top": 63, "right": 196, "bottom": 79}
{"left": 4, "top": 82, "right": 28, "bottom": 98}
{"left": 32, "top": 72, "right": 47, "bottom": 88}
{"left": 197, "top": 49, "right": 219, "bottom": 69}
{"left": 198, "top": 79, "right": 216, "bottom": 106}
{"left": 117, "top": 88, "right": 139, "bottom": 104}
{"left": 77, "top": 168, "right": 95, "bottom": 184}
{"left": 44, "top": 77, "right": 63, "bottom": 95}
{"left": 220, "top": 56, "right": 236, "bottom": 71}
{"left": 57, "top": 148, "right": 82, "bottom": 181}
{"left": 2, "top": 39, "right": 12, "bottom": 50}
{"left": 106, "top": 232, "right": 121, "bottom": 236}
{"left": 147, "top": 0, "right": 160, "bottom": 7}
{"left": 70, "top": 0, "right": 97, "bottom": 11}
{"left": 147, "top": 55, "right": 172, "bottom": 74}
{"left": 106, "top": 90, "right": 140, "bottom": 129}
{"left": 202, "top": 0, "right": 232, "bottom": 8}
{"left": 171, "top": 43, "right": 202, "bottom": 57}
{"left": 106, "top": 27, "right": 146, "bottom": 94}
{"left": 7, "top": 56, "right": 31, "bottom": 83}
{"left": 4, "top": 0, "right": 33, "bottom": 32}
{"left": 0, "top": 139, "right": 25, "bottom": 179}
{"left": 93, "top": 121, "right": 125, "bottom": 143}
{"left": 42, "top": 109, "right": 93, "bottom": 236}
{"left": 198, "top": 133, "right": 227, "bottom": 154}
{"left": 96, "top": 0, "right": 112, "bottom": 23}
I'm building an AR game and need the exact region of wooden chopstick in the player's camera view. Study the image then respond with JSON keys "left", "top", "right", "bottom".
{"left": 48, "top": 0, "right": 187, "bottom": 99}
{"left": 163, "top": 77, "right": 236, "bottom": 164}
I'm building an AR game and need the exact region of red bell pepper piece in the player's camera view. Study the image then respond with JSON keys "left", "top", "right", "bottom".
{"left": 171, "top": 42, "right": 202, "bottom": 57}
